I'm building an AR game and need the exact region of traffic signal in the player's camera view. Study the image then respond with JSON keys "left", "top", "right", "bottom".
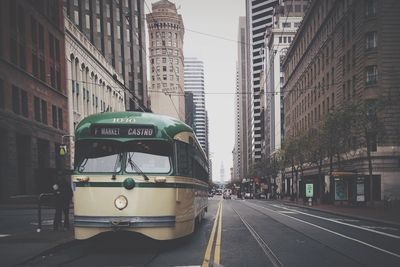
{"left": 59, "top": 145, "right": 67, "bottom": 156}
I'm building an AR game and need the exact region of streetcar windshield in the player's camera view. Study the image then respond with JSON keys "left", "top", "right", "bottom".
{"left": 126, "top": 152, "right": 170, "bottom": 174}
{"left": 78, "top": 154, "right": 121, "bottom": 173}
{"left": 75, "top": 140, "right": 172, "bottom": 174}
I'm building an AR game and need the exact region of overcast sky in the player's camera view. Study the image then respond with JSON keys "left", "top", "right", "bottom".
{"left": 147, "top": 0, "right": 245, "bottom": 181}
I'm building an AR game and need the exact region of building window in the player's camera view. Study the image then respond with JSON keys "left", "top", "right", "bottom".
{"left": 34, "top": 97, "right": 47, "bottom": 124}
{"left": 85, "top": 14, "right": 90, "bottom": 30}
{"left": 365, "top": 0, "right": 376, "bottom": 17}
{"left": 74, "top": 10, "right": 80, "bottom": 25}
{"left": 12, "top": 86, "right": 20, "bottom": 114}
{"left": 282, "top": 22, "right": 291, "bottom": 28}
{"left": 96, "top": 18, "right": 101, "bottom": 33}
{"left": 366, "top": 65, "right": 378, "bottom": 85}
{"left": 365, "top": 32, "right": 377, "bottom": 50}
{"left": 0, "top": 79, "right": 4, "bottom": 109}
{"left": 96, "top": 0, "right": 100, "bottom": 14}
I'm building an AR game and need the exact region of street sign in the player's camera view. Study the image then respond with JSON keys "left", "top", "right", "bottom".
{"left": 305, "top": 183, "right": 314, "bottom": 197}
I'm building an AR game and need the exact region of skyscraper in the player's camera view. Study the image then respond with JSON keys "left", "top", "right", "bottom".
{"left": 233, "top": 16, "right": 251, "bottom": 182}
{"left": 64, "top": 0, "right": 148, "bottom": 111}
{"left": 246, "top": 0, "right": 279, "bottom": 163}
{"left": 184, "top": 57, "right": 208, "bottom": 157}
{"left": 147, "top": 0, "right": 185, "bottom": 121}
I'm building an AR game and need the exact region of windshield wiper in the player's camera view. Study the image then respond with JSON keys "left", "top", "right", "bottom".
{"left": 127, "top": 152, "right": 149, "bottom": 181}
{"left": 111, "top": 153, "right": 123, "bottom": 180}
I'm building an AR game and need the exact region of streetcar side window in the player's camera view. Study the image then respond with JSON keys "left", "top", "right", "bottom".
{"left": 175, "top": 140, "right": 208, "bottom": 181}
{"left": 175, "top": 141, "right": 192, "bottom": 177}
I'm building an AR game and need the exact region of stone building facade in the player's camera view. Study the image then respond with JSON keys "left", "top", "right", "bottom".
{"left": 147, "top": 0, "right": 185, "bottom": 121}
{"left": 282, "top": 0, "right": 400, "bottom": 203}
{"left": 64, "top": 0, "right": 148, "bottom": 111}
{"left": 0, "top": 0, "right": 68, "bottom": 202}
{"left": 65, "top": 16, "right": 126, "bottom": 168}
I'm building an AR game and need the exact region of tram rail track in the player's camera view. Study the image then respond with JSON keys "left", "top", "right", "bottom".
{"left": 239, "top": 200, "right": 366, "bottom": 266}
{"left": 230, "top": 204, "right": 284, "bottom": 267}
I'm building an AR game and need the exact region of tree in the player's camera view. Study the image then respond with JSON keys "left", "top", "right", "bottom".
{"left": 349, "top": 100, "right": 385, "bottom": 204}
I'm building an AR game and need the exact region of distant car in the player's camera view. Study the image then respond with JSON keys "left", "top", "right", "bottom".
{"left": 256, "top": 192, "right": 267, "bottom": 199}
{"left": 244, "top": 193, "right": 251, "bottom": 199}
{"left": 223, "top": 192, "right": 231, "bottom": 199}
{"left": 208, "top": 192, "right": 214, "bottom": 198}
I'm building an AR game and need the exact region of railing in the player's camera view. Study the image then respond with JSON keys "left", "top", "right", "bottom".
{"left": 36, "top": 193, "right": 55, "bottom": 233}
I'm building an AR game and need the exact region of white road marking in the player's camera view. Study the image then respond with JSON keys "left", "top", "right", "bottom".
{"left": 277, "top": 211, "right": 298, "bottom": 214}
{"left": 333, "top": 219, "right": 360, "bottom": 223}
{"left": 30, "top": 220, "right": 53, "bottom": 226}
{"left": 0, "top": 234, "right": 10, "bottom": 238}
{"left": 248, "top": 202, "right": 400, "bottom": 259}
{"left": 361, "top": 226, "right": 399, "bottom": 231}
{"left": 267, "top": 203, "right": 400, "bottom": 239}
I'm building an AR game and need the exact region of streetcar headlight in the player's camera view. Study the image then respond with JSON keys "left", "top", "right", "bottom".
{"left": 114, "top": 195, "right": 128, "bottom": 210}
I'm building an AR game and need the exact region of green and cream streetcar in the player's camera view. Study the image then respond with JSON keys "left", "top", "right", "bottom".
{"left": 72, "top": 112, "right": 209, "bottom": 240}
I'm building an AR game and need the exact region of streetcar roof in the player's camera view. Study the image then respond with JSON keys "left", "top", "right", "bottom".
{"left": 74, "top": 111, "right": 193, "bottom": 142}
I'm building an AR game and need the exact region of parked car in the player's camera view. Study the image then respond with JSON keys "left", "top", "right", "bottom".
{"left": 244, "top": 192, "right": 252, "bottom": 199}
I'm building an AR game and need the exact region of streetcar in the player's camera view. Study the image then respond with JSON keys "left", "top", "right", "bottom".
{"left": 72, "top": 112, "right": 209, "bottom": 240}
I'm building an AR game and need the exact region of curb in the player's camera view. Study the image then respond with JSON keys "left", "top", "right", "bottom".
{"left": 279, "top": 200, "right": 400, "bottom": 228}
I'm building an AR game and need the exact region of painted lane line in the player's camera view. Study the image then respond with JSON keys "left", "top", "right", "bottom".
{"left": 214, "top": 201, "right": 223, "bottom": 265}
{"left": 232, "top": 206, "right": 283, "bottom": 267}
{"left": 248, "top": 202, "right": 400, "bottom": 259}
{"left": 0, "top": 234, "right": 11, "bottom": 238}
{"left": 266, "top": 202, "right": 400, "bottom": 239}
{"left": 202, "top": 202, "right": 221, "bottom": 267}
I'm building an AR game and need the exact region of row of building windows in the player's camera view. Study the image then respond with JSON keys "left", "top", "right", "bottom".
{"left": 8, "top": 8, "right": 62, "bottom": 92}
{"left": 150, "top": 32, "right": 179, "bottom": 40}
{"left": 151, "top": 40, "right": 178, "bottom": 48}
{"left": 150, "top": 48, "right": 180, "bottom": 57}
{"left": 286, "top": 0, "right": 377, "bottom": 77}
{"left": 0, "top": 79, "right": 63, "bottom": 130}
{"left": 151, "top": 58, "right": 180, "bottom": 67}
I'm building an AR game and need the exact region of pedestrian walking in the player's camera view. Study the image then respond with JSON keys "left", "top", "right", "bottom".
{"left": 53, "top": 171, "right": 73, "bottom": 231}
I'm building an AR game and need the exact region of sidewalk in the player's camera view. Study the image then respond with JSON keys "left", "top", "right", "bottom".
{"left": 278, "top": 198, "right": 400, "bottom": 227}
{"left": 0, "top": 202, "right": 74, "bottom": 266}
{"left": 0, "top": 227, "right": 74, "bottom": 266}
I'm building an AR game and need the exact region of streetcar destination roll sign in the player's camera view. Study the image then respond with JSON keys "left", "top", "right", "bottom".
{"left": 91, "top": 125, "right": 155, "bottom": 137}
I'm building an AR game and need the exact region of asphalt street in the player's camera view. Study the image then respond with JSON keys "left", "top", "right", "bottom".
{"left": 2, "top": 197, "right": 400, "bottom": 266}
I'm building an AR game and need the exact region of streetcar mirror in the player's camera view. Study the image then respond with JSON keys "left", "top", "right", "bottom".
{"left": 59, "top": 145, "right": 67, "bottom": 156}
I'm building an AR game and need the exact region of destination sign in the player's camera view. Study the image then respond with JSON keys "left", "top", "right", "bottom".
{"left": 91, "top": 125, "right": 155, "bottom": 138}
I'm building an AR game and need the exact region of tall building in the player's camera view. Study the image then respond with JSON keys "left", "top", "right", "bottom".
{"left": 282, "top": 0, "right": 400, "bottom": 202}
{"left": 261, "top": 0, "right": 307, "bottom": 195}
{"left": 184, "top": 57, "right": 208, "bottom": 157}
{"left": 64, "top": 0, "right": 148, "bottom": 111}
{"left": 0, "top": 0, "right": 68, "bottom": 202}
{"left": 265, "top": 1, "right": 307, "bottom": 157}
{"left": 246, "top": 0, "right": 279, "bottom": 165}
{"left": 233, "top": 16, "right": 251, "bottom": 183}
{"left": 147, "top": 0, "right": 185, "bottom": 121}
{"left": 233, "top": 16, "right": 252, "bottom": 183}
{"left": 65, "top": 16, "right": 127, "bottom": 167}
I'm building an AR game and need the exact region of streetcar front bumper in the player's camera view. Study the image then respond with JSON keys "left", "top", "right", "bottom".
{"left": 74, "top": 215, "right": 176, "bottom": 228}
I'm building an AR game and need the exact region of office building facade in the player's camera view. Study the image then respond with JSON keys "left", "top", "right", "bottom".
{"left": 184, "top": 57, "right": 208, "bottom": 157}
{"left": 0, "top": 0, "right": 68, "bottom": 202}
{"left": 64, "top": 0, "right": 148, "bottom": 111}
{"left": 147, "top": 0, "right": 185, "bottom": 121}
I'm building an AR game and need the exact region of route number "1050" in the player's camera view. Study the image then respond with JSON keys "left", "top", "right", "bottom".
{"left": 112, "top": 118, "right": 135, "bottom": 123}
